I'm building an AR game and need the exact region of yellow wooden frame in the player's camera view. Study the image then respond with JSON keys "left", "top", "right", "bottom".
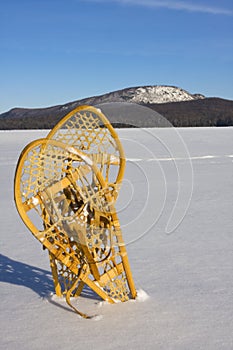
{"left": 14, "top": 106, "right": 136, "bottom": 318}
{"left": 47, "top": 105, "right": 126, "bottom": 185}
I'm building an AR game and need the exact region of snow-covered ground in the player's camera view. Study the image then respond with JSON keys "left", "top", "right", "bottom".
{"left": 0, "top": 127, "right": 232, "bottom": 350}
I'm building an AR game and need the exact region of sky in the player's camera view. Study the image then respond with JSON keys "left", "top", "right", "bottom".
{"left": 0, "top": 0, "right": 232, "bottom": 113}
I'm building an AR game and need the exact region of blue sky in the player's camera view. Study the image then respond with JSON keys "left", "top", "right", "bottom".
{"left": 1, "top": 0, "right": 232, "bottom": 113}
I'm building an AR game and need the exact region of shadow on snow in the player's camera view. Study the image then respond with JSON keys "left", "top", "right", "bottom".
{"left": 0, "top": 254, "right": 101, "bottom": 303}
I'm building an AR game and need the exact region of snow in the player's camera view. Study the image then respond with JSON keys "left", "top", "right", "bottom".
{"left": 1, "top": 127, "right": 233, "bottom": 349}
{"left": 129, "top": 86, "right": 204, "bottom": 104}
{"left": 135, "top": 288, "right": 150, "bottom": 302}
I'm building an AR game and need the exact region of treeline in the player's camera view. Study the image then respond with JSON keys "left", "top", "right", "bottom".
{"left": 149, "top": 98, "right": 233, "bottom": 127}
{"left": 0, "top": 114, "right": 61, "bottom": 130}
{"left": 0, "top": 97, "right": 232, "bottom": 129}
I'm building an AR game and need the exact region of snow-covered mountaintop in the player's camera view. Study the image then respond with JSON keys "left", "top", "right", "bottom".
{"left": 1, "top": 84, "right": 220, "bottom": 129}
{"left": 128, "top": 85, "right": 205, "bottom": 104}
{"left": 75, "top": 85, "right": 206, "bottom": 106}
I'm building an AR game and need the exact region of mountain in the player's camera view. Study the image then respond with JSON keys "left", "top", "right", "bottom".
{"left": 0, "top": 85, "right": 232, "bottom": 129}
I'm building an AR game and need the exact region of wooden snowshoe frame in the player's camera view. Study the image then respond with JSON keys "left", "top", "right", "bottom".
{"left": 14, "top": 106, "right": 136, "bottom": 317}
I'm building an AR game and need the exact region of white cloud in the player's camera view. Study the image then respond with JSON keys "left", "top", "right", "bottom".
{"left": 83, "top": 0, "right": 233, "bottom": 16}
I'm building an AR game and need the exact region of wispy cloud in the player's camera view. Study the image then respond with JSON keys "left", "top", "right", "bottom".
{"left": 83, "top": 0, "right": 233, "bottom": 16}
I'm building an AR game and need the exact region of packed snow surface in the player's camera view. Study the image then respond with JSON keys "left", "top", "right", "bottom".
{"left": 0, "top": 127, "right": 232, "bottom": 350}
